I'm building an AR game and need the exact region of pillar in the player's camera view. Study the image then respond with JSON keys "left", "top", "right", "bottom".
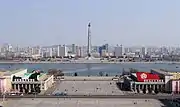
{"left": 17, "top": 84, "right": 20, "bottom": 91}
{"left": 25, "top": 84, "right": 28, "bottom": 90}
{"left": 146, "top": 85, "right": 148, "bottom": 94}
{"left": 157, "top": 85, "right": 159, "bottom": 89}
{"left": 130, "top": 82, "right": 133, "bottom": 91}
{"left": 138, "top": 85, "right": 140, "bottom": 93}
{"left": 14, "top": 84, "right": 16, "bottom": 90}
{"left": 40, "top": 81, "right": 44, "bottom": 90}
{"left": 28, "top": 84, "right": 31, "bottom": 91}
{"left": 134, "top": 84, "right": 137, "bottom": 92}
{"left": 142, "top": 84, "right": 144, "bottom": 90}
{"left": 153, "top": 85, "right": 155, "bottom": 91}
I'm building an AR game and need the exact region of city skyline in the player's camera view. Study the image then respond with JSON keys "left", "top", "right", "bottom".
{"left": 0, "top": 0, "right": 180, "bottom": 46}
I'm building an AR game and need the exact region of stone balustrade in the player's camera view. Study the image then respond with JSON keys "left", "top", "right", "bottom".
{"left": 14, "top": 79, "right": 35, "bottom": 82}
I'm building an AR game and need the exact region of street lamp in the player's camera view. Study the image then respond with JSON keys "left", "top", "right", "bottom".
{"left": 2, "top": 93, "right": 5, "bottom": 102}
{"left": 76, "top": 100, "right": 79, "bottom": 107}
{"left": 2, "top": 87, "right": 6, "bottom": 102}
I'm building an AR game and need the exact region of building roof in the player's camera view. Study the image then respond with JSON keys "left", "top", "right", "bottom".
{"left": 131, "top": 73, "right": 137, "bottom": 77}
{"left": 151, "top": 69, "right": 173, "bottom": 76}
{"left": 39, "top": 74, "right": 48, "bottom": 81}
{"left": 3, "top": 69, "right": 27, "bottom": 76}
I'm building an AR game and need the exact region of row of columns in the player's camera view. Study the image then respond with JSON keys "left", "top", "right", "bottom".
{"left": 12, "top": 84, "right": 40, "bottom": 92}
{"left": 132, "top": 84, "right": 165, "bottom": 93}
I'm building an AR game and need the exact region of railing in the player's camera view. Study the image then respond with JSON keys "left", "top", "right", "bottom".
{"left": 13, "top": 79, "right": 35, "bottom": 82}
{"left": 12, "top": 79, "right": 42, "bottom": 84}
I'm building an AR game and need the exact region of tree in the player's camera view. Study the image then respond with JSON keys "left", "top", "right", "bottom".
{"left": 74, "top": 72, "right": 78, "bottom": 76}
{"left": 105, "top": 74, "right": 108, "bottom": 77}
{"left": 154, "top": 88, "right": 159, "bottom": 94}
{"left": 88, "top": 54, "right": 91, "bottom": 57}
{"left": 12, "top": 75, "right": 16, "bottom": 81}
{"left": 24, "top": 88, "right": 28, "bottom": 94}
{"left": 31, "top": 87, "right": 35, "bottom": 93}
{"left": 12, "top": 75, "right": 22, "bottom": 81}
{"left": 47, "top": 69, "right": 64, "bottom": 78}
{"left": 143, "top": 88, "right": 146, "bottom": 94}
{"left": 35, "top": 86, "right": 41, "bottom": 93}
{"left": 29, "top": 71, "right": 40, "bottom": 81}
{"left": 99, "top": 72, "right": 103, "bottom": 76}
{"left": 19, "top": 87, "right": 23, "bottom": 93}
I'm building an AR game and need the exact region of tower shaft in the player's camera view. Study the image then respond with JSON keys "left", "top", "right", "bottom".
{"left": 87, "top": 23, "right": 91, "bottom": 56}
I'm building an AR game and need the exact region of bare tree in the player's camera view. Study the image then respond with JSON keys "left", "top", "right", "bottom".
{"left": 48, "top": 69, "right": 64, "bottom": 78}
{"left": 99, "top": 71, "right": 103, "bottom": 76}
{"left": 74, "top": 72, "right": 78, "bottom": 76}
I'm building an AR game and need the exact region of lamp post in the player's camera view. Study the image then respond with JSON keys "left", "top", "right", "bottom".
{"left": 2, "top": 89, "right": 6, "bottom": 102}
{"left": 76, "top": 100, "right": 79, "bottom": 107}
{"left": 171, "top": 91, "right": 174, "bottom": 103}
{"left": 34, "top": 91, "right": 37, "bottom": 98}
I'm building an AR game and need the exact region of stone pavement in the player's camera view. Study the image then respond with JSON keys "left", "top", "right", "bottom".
{"left": 4, "top": 98, "right": 166, "bottom": 107}
{"left": 53, "top": 80, "right": 124, "bottom": 95}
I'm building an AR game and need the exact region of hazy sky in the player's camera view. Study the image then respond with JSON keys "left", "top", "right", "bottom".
{"left": 0, "top": 0, "right": 180, "bottom": 46}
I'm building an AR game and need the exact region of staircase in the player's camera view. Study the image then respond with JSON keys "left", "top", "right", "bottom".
{"left": 42, "top": 81, "right": 58, "bottom": 95}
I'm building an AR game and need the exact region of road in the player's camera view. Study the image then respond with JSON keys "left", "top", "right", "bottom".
{"left": 3, "top": 94, "right": 180, "bottom": 99}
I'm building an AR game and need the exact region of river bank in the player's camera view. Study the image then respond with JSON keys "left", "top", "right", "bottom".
{"left": 0, "top": 61, "right": 179, "bottom": 64}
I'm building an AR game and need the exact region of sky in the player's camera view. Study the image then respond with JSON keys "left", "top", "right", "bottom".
{"left": 0, "top": 0, "right": 180, "bottom": 47}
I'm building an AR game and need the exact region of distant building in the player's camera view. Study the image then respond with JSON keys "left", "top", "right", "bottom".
{"left": 75, "top": 46, "right": 81, "bottom": 57}
{"left": 57, "top": 45, "right": 68, "bottom": 57}
{"left": 72, "top": 44, "right": 76, "bottom": 54}
{"left": 114, "top": 45, "right": 123, "bottom": 57}
{"left": 141, "top": 47, "right": 146, "bottom": 58}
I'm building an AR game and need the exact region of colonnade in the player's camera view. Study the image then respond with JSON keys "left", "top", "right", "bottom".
{"left": 11, "top": 75, "right": 54, "bottom": 92}
{"left": 132, "top": 84, "right": 165, "bottom": 93}
{"left": 12, "top": 84, "right": 40, "bottom": 92}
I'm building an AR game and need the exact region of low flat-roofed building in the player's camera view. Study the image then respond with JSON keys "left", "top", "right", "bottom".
{"left": 169, "top": 72, "right": 180, "bottom": 79}
{"left": 11, "top": 70, "right": 54, "bottom": 94}
{"left": 123, "top": 71, "right": 165, "bottom": 94}
{"left": 151, "top": 69, "right": 174, "bottom": 92}
{"left": 0, "top": 69, "right": 28, "bottom": 93}
{"left": 160, "top": 69, "right": 180, "bottom": 80}
{"left": 171, "top": 79, "right": 180, "bottom": 94}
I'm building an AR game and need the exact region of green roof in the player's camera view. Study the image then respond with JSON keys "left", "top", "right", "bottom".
{"left": 23, "top": 73, "right": 44, "bottom": 78}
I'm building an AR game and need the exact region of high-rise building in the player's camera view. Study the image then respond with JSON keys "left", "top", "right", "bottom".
{"left": 72, "top": 44, "right": 76, "bottom": 54}
{"left": 114, "top": 45, "right": 123, "bottom": 57}
{"left": 141, "top": 47, "right": 147, "bottom": 57}
{"left": 57, "top": 45, "right": 68, "bottom": 57}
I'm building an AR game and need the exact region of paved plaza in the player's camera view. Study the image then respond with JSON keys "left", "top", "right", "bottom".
{"left": 53, "top": 80, "right": 124, "bottom": 95}
{"left": 4, "top": 98, "right": 165, "bottom": 107}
